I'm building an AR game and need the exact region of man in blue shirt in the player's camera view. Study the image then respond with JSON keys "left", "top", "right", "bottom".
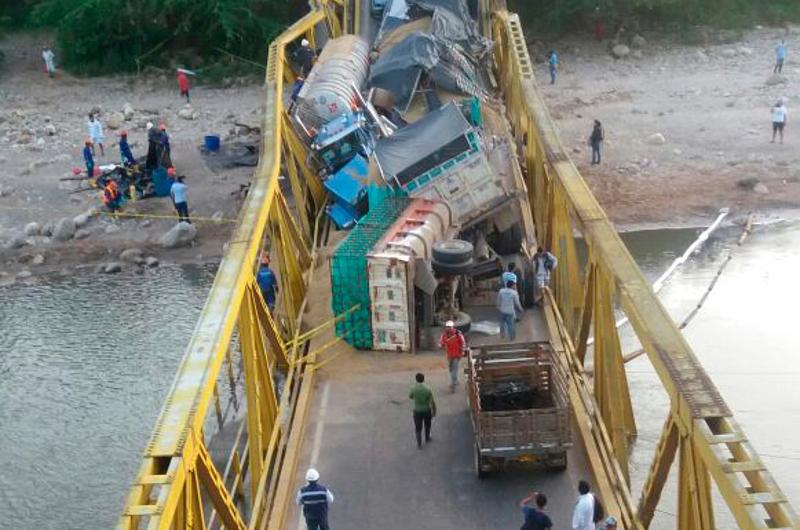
{"left": 83, "top": 139, "right": 94, "bottom": 178}
{"left": 519, "top": 491, "right": 553, "bottom": 530}
{"left": 548, "top": 50, "right": 559, "bottom": 85}
{"left": 257, "top": 253, "right": 279, "bottom": 313}
{"left": 169, "top": 174, "right": 190, "bottom": 223}
{"left": 775, "top": 39, "right": 787, "bottom": 73}
{"left": 118, "top": 131, "right": 135, "bottom": 166}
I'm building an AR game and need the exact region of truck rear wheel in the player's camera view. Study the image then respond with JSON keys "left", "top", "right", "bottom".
{"left": 432, "top": 258, "right": 474, "bottom": 276}
{"left": 432, "top": 239, "right": 474, "bottom": 264}
{"left": 473, "top": 443, "right": 488, "bottom": 479}
{"left": 544, "top": 451, "right": 568, "bottom": 472}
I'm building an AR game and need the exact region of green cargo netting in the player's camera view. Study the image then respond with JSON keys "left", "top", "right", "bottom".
{"left": 331, "top": 196, "right": 410, "bottom": 349}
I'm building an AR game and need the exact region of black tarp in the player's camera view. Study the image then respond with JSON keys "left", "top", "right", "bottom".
{"left": 368, "top": 31, "right": 487, "bottom": 112}
{"left": 374, "top": 102, "right": 473, "bottom": 186}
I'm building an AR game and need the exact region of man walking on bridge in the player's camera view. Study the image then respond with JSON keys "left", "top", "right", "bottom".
{"left": 519, "top": 491, "right": 553, "bottom": 530}
{"left": 532, "top": 247, "right": 558, "bottom": 305}
{"left": 409, "top": 372, "right": 436, "bottom": 449}
{"left": 296, "top": 468, "right": 334, "bottom": 530}
{"left": 439, "top": 320, "right": 468, "bottom": 391}
{"left": 497, "top": 280, "right": 523, "bottom": 340}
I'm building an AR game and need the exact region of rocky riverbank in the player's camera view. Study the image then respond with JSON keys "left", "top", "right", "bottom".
{"left": 536, "top": 25, "right": 800, "bottom": 226}
{"left": 0, "top": 32, "right": 263, "bottom": 285}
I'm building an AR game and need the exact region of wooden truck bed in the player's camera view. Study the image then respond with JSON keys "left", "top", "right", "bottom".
{"left": 467, "top": 342, "right": 571, "bottom": 473}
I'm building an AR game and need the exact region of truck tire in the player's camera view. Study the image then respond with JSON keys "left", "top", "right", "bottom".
{"left": 432, "top": 258, "right": 474, "bottom": 276}
{"left": 545, "top": 451, "right": 568, "bottom": 472}
{"left": 452, "top": 311, "right": 471, "bottom": 334}
{"left": 488, "top": 223, "right": 523, "bottom": 255}
{"left": 432, "top": 239, "right": 474, "bottom": 264}
{"left": 474, "top": 443, "right": 488, "bottom": 479}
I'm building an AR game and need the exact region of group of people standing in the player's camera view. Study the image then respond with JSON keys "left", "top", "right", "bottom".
{"left": 496, "top": 247, "right": 559, "bottom": 341}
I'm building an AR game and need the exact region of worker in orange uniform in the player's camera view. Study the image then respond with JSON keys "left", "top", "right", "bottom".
{"left": 101, "top": 179, "right": 121, "bottom": 212}
{"left": 439, "top": 320, "right": 468, "bottom": 392}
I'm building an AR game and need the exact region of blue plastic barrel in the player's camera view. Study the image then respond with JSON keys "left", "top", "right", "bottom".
{"left": 204, "top": 135, "right": 221, "bottom": 152}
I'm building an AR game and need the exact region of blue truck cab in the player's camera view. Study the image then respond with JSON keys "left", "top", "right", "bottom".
{"left": 311, "top": 111, "right": 374, "bottom": 173}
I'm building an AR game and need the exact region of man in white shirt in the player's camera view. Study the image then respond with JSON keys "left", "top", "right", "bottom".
{"left": 42, "top": 46, "right": 56, "bottom": 77}
{"left": 772, "top": 100, "right": 788, "bottom": 144}
{"left": 572, "top": 480, "right": 597, "bottom": 530}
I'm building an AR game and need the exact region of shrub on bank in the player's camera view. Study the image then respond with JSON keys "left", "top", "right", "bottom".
{"left": 511, "top": 0, "right": 800, "bottom": 39}
{"left": 21, "top": 0, "right": 292, "bottom": 75}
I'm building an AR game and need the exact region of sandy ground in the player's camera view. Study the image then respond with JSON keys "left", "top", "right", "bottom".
{"left": 537, "top": 25, "right": 800, "bottom": 227}
{"left": 0, "top": 33, "right": 264, "bottom": 283}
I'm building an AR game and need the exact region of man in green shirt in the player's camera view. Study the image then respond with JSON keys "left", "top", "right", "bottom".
{"left": 409, "top": 372, "right": 436, "bottom": 449}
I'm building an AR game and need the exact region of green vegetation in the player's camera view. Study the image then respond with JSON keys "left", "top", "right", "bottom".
{"left": 510, "top": 0, "right": 800, "bottom": 38}
{"left": 2, "top": 0, "right": 294, "bottom": 75}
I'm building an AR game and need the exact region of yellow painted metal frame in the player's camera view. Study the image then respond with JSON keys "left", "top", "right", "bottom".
{"left": 487, "top": 5, "right": 800, "bottom": 529}
{"left": 117, "top": 3, "right": 345, "bottom": 529}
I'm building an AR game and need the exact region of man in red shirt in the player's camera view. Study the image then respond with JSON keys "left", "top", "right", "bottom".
{"left": 439, "top": 320, "right": 468, "bottom": 391}
{"left": 177, "top": 69, "right": 191, "bottom": 102}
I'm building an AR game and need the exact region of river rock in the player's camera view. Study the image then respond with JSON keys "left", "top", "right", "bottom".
{"left": 3, "top": 230, "right": 27, "bottom": 249}
{"left": 103, "top": 262, "right": 123, "bottom": 274}
{"left": 107, "top": 112, "right": 125, "bottom": 130}
{"left": 145, "top": 256, "right": 160, "bottom": 267}
{"left": 24, "top": 222, "right": 41, "bottom": 236}
{"left": 611, "top": 44, "right": 630, "bottom": 58}
{"left": 122, "top": 102, "right": 135, "bottom": 120}
{"left": 120, "top": 247, "right": 144, "bottom": 263}
{"left": 160, "top": 222, "right": 197, "bottom": 248}
{"left": 766, "top": 74, "right": 787, "bottom": 86}
{"left": 44, "top": 124, "right": 57, "bottom": 136}
{"left": 32, "top": 254, "right": 45, "bottom": 265}
{"left": 74, "top": 228, "right": 92, "bottom": 240}
{"left": 631, "top": 34, "right": 646, "bottom": 48}
{"left": 52, "top": 218, "right": 76, "bottom": 241}
{"left": 645, "top": 133, "right": 666, "bottom": 146}
{"left": 178, "top": 105, "right": 199, "bottom": 120}
{"left": 721, "top": 48, "right": 736, "bottom": 59}
{"left": 738, "top": 46, "right": 753, "bottom": 56}
{"left": 41, "top": 221, "right": 54, "bottom": 237}
{"left": 73, "top": 212, "right": 91, "bottom": 228}
{"left": 632, "top": 49, "right": 643, "bottom": 59}
{"left": 105, "top": 224, "right": 121, "bottom": 234}
{"left": 753, "top": 183, "right": 769, "bottom": 194}
{"left": 17, "top": 270, "right": 33, "bottom": 279}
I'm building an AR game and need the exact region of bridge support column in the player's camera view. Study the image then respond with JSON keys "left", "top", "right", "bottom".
{"left": 638, "top": 416, "right": 679, "bottom": 527}
{"left": 592, "top": 263, "right": 636, "bottom": 484}
{"left": 678, "top": 429, "right": 715, "bottom": 530}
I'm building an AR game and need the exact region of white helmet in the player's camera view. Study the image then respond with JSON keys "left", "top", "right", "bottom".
{"left": 146, "top": 121, "right": 154, "bottom": 130}
{"left": 305, "top": 468, "right": 320, "bottom": 482}
{"left": 301, "top": 38, "right": 310, "bottom": 47}
{"left": 445, "top": 320, "right": 454, "bottom": 328}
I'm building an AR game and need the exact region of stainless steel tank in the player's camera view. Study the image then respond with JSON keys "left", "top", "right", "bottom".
{"left": 295, "top": 35, "right": 370, "bottom": 130}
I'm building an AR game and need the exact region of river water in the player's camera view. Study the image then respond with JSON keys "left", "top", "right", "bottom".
{"left": 1, "top": 223, "right": 798, "bottom": 528}
{"left": 0, "top": 265, "right": 216, "bottom": 529}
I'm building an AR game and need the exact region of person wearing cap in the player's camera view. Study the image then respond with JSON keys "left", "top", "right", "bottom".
{"left": 293, "top": 38, "right": 316, "bottom": 76}
{"left": 519, "top": 491, "right": 553, "bottom": 530}
{"left": 169, "top": 171, "right": 190, "bottom": 223}
{"left": 438, "top": 320, "right": 467, "bottom": 391}
{"left": 599, "top": 516, "right": 617, "bottom": 530}
{"left": 295, "top": 468, "right": 334, "bottom": 530}
{"left": 257, "top": 252, "right": 279, "bottom": 313}
{"left": 83, "top": 139, "right": 95, "bottom": 178}
{"left": 118, "top": 131, "right": 135, "bottom": 166}
{"left": 497, "top": 280, "right": 523, "bottom": 340}
{"left": 409, "top": 372, "right": 436, "bottom": 449}
{"left": 289, "top": 75, "right": 305, "bottom": 112}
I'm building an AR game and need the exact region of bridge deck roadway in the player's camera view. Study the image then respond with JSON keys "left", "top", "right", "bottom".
{"left": 285, "top": 306, "right": 593, "bottom": 530}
